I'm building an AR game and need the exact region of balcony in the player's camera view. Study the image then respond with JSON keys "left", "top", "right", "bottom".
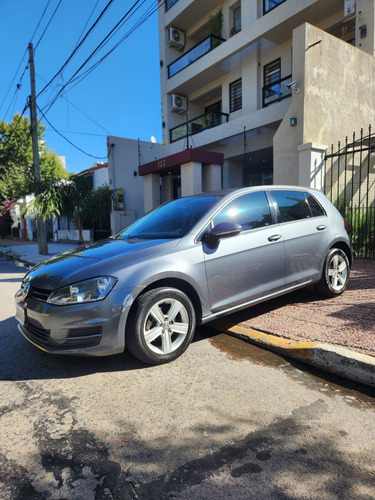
{"left": 262, "top": 74, "right": 292, "bottom": 107}
{"left": 168, "top": 35, "right": 226, "bottom": 79}
{"left": 170, "top": 111, "right": 229, "bottom": 143}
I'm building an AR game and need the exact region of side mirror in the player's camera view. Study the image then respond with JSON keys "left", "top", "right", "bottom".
{"left": 203, "top": 222, "right": 242, "bottom": 244}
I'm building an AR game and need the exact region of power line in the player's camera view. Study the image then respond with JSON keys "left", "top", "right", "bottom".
{"left": 36, "top": 71, "right": 111, "bottom": 134}
{"left": 36, "top": 0, "right": 116, "bottom": 100}
{"left": 37, "top": 103, "right": 107, "bottom": 160}
{"left": 34, "top": 0, "right": 64, "bottom": 51}
{"left": 41, "top": 0, "right": 146, "bottom": 114}
{"left": 0, "top": 49, "right": 28, "bottom": 117}
{"left": 29, "top": 0, "right": 52, "bottom": 47}
{"left": 0, "top": 0, "right": 53, "bottom": 117}
{"left": 67, "top": 0, "right": 160, "bottom": 92}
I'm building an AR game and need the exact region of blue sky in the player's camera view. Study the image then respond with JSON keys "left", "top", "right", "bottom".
{"left": 0, "top": 0, "right": 162, "bottom": 173}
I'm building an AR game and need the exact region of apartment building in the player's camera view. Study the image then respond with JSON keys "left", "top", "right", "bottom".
{"left": 135, "top": 0, "right": 375, "bottom": 210}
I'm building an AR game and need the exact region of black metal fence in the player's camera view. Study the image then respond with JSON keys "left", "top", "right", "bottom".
{"left": 324, "top": 126, "right": 375, "bottom": 258}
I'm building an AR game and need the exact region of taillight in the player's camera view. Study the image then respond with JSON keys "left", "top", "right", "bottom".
{"left": 343, "top": 218, "right": 349, "bottom": 231}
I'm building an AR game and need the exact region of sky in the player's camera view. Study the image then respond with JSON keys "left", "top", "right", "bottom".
{"left": 0, "top": 0, "right": 162, "bottom": 174}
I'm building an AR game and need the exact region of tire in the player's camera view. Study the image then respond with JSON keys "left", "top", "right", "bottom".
{"left": 315, "top": 248, "right": 350, "bottom": 298}
{"left": 126, "top": 287, "right": 196, "bottom": 365}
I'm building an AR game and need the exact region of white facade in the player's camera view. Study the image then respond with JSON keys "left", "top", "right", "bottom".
{"left": 145, "top": 0, "right": 375, "bottom": 204}
{"left": 109, "top": 0, "right": 375, "bottom": 215}
{"left": 107, "top": 136, "right": 165, "bottom": 233}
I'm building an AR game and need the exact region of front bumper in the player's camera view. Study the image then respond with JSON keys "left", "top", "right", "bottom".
{"left": 15, "top": 287, "right": 135, "bottom": 356}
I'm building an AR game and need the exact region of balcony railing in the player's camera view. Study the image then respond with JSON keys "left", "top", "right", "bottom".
{"left": 170, "top": 111, "right": 229, "bottom": 143}
{"left": 168, "top": 35, "right": 226, "bottom": 78}
{"left": 262, "top": 74, "right": 292, "bottom": 107}
{"left": 166, "top": 0, "right": 179, "bottom": 11}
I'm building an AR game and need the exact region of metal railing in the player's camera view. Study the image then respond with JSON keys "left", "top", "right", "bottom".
{"left": 324, "top": 126, "right": 375, "bottom": 258}
{"left": 168, "top": 35, "right": 226, "bottom": 78}
{"left": 170, "top": 111, "right": 229, "bottom": 143}
{"left": 262, "top": 74, "right": 292, "bottom": 107}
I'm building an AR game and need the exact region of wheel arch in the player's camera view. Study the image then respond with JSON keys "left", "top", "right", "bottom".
{"left": 131, "top": 278, "right": 203, "bottom": 325}
{"left": 329, "top": 241, "right": 353, "bottom": 266}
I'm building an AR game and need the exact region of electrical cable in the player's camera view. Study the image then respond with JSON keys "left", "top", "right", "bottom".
{"left": 41, "top": 0, "right": 145, "bottom": 113}
{"left": 37, "top": 103, "right": 107, "bottom": 159}
{"left": 34, "top": 0, "right": 64, "bottom": 51}
{"left": 36, "top": 71, "right": 111, "bottom": 134}
{"left": 42, "top": 0, "right": 161, "bottom": 113}
{"left": 0, "top": 49, "right": 28, "bottom": 116}
{"left": 36, "top": 0, "right": 115, "bottom": 100}
{"left": 1, "top": 0, "right": 52, "bottom": 117}
{"left": 29, "top": 0, "right": 52, "bottom": 46}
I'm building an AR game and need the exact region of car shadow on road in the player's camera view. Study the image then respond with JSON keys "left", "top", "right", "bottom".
{"left": 0, "top": 316, "right": 149, "bottom": 382}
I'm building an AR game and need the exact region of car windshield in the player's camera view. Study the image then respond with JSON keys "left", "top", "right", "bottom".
{"left": 114, "top": 195, "right": 221, "bottom": 240}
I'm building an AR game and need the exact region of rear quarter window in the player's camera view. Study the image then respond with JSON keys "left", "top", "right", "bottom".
{"left": 304, "top": 192, "right": 326, "bottom": 217}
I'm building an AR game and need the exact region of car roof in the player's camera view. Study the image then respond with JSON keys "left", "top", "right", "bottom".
{"left": 188, "top": 185, "right": 321, "bottom": 199}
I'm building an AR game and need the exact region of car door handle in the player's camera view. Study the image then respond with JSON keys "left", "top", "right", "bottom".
{"left": 268, "top": 234, "right": 282, "bottom": 242}
{"left": 316, "top": 225, "right": 327, "bottom": 231}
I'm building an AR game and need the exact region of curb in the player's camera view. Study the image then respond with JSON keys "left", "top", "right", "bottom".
{"left": 212, "top": 320, "right": 375, "bottom": 389}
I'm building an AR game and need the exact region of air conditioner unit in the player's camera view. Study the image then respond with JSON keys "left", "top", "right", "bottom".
{"left": 167, "top": 27, "right": 185, "bottom": 50}
{"left": 170, "top": 94, "right": 187, "bottom": 113}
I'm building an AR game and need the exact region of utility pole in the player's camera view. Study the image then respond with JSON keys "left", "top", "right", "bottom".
{"left": 28, "top": 42, "right": 48, "bottom": 255}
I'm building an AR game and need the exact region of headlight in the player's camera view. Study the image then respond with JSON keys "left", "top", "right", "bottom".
{"left": 47, "top": 276, "right": 117, "bottom": 305}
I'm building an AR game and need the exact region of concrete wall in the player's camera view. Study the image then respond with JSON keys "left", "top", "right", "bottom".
{"left": 107, "top": 137, "right": 165, "bottom": 233}
{"left": 92, "top": 166, "right": 109, "bottom": 190}
{"left": 274, "top": 22, "right": 375, "bottom": 186}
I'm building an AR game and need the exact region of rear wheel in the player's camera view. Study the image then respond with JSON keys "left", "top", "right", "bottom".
{"left": 126, "top": 287, "right": 196, "bottom": 365}
{"left": 315, "top": 248, "right": 350, "bottom": 298}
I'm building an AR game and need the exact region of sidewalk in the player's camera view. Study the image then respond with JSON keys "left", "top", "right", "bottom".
{"left": 0, "top": 238, "right": 77, "bottom": 266}
{"left": 1, "top": 238, "right": 375, "bottom": 389}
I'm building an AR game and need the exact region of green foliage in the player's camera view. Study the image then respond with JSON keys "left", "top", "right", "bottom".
{"left": 24, "top": 176, "right": 114, "bottom": 244}
{"left": 334, "top": 193, "right": 375, "bottom": 257}
{"left": 24, "top": 181, "right": 65, "bottom": 221}
{"left": 81, "top": 185, "right": 114, "bottom": 230}
{"left": 0, "top": 113, "right": 68, "bottom": 203}
{"left": 208, "top": 9, "right": 224, "bottom": 38}
{"left": 0, "top": 114, "right": 34, "bottom": 201}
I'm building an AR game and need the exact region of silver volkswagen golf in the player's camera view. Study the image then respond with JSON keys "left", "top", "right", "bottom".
{"left": 15, "top": 186, "right": 352, "bottom": 365}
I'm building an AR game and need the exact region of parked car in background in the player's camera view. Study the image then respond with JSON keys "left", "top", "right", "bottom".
{"left": 15, "top": 186, "right": 352, "bottom": 365}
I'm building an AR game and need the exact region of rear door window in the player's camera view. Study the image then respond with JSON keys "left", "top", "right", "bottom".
{"left": 271, "top": 190, "right": 311, "bottom": 222}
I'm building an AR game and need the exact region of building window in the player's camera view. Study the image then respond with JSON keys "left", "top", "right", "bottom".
{"left": 264, "top": 58, "right": 281, "bottom": 86}
{"left": 263, "top": 0, "right": 287, "bottom": 15}
{"left": 230, "top": 79, "right": 242, "bottom": 112}
{"left": 166, "top": 0, "right": 179, "bottom": 11}
{"left": 263, "top": 58, "right": 281, "bottom": 105}
{"left": 231, "top": 5, "right": 241, "bottom": 35}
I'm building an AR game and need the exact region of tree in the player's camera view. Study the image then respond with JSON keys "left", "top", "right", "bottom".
{"left": 0, "top": 114, "right": 34, "bottom": 202}
{"left": 0, "top": 114, "right": 68, "bottom": 203}
{"left": 25, "top": 176, "right": 104, "bottom": 243}
{"left": 82, "top": 185, "right": 115, "bottom": 230}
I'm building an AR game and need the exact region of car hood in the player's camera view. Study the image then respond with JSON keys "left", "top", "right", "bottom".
{"left": 24, "top": 238, "right": 180, "bottom": 290}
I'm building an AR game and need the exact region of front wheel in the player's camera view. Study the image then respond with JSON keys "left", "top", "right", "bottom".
{"left": 126, "top": 287, "right": 196, "bottom": 365}
{"left": 315, "top": 248, "right": 350, "bottom": 298}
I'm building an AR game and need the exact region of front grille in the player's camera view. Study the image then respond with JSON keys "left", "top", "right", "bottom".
{"left": 28, "top": 285, "right": 51, "bottom": 302}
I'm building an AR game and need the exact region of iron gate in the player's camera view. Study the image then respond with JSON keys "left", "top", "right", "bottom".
{"left": 324, "top": 125, "right": 375, "bottom": 258}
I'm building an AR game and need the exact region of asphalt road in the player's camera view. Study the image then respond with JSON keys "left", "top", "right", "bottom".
{"left": 1, "top": 258, "right": 375, "bottom": 500}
